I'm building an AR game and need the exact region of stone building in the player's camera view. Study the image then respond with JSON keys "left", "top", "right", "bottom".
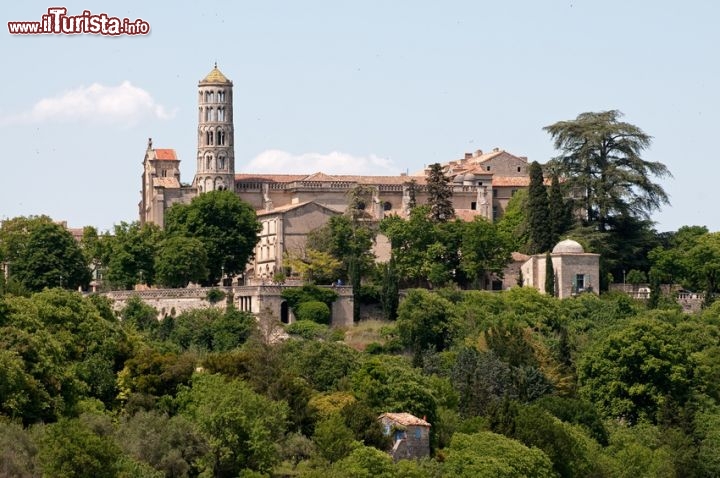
{"left": 140, "top": 65, "right": 535, "bottom": 282}
{"left": 520, "top": 239, "right": 600, "bottom": 299}
{"left": 379, "top": 412, "right": 431, "bottom": 461}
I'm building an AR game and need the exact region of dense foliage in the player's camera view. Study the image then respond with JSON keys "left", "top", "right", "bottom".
{"left": 2, "top": 281, "right": 719, "bottom": 477}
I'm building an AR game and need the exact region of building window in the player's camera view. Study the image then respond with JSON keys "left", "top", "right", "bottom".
{"left": 219, "top": 156, "right": 225, "bottom": 170}
{"left": 217, "top": 107, "right": 225, "bottom": 121}
{"left": 517, "top": 166, "right": 522, "bottom": 172}
{"left": 511, "top": 189, "right": 518, "bottom": 196}
{"left": 470, "top": 201, "right": 477, "bottom": 210}
{"left": 217, "top": 130, "right": 225, "bottom": 146}
{"left": 493, "top": 189, "right": 498, "bottom": 198}
{"left": 218, "top": 90, "right": 225, "bottom": 102}
{"left": 383, "top": 201, "right": 392, "bottom": 211}
{"left": 575, "top": 274, "right": 585, "bottom": 292}
{"left": 486, "top": 165, "right": 491, "bottom": 171}
{"left": 492, "top": 206, "right": 498, "bottom": 219}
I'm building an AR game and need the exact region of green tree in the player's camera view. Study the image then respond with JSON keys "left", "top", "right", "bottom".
{"left": 312, "top": 413, "right": 359, "bottom": 463}
{"left": 444, "top": 432, "right": 555, "bottom": 478}
{"left": 460, "top": 218, "right": 512, "bottom": 289}
{"left": 687, "top": 232, "right": 720, "bottom": 305}
{"left": 105, "top": 221, "right": 163, "bottom": 289}
{"left": 544, "top": 110, "right": 671, "bottom": 232}
{"left": 9, "top": 221, "right": 90, "bottom": 291}
{"left": 155, "top": 236, "right": 208, "bottom": 287}
{"left": 285, "top": 248, "right": 342, "bottom": 284}
{"left": 165, "top": 190, "right": 261, "bottom": 285}
{"left": 426, "top": 163, "right": 455, "bottom": 222}
{"left": 38, "top": 418, "right": 122, "bottom": 478}
{"left": 396, "top": 289, "right": 457, "bottom": 364}
{"left": 577, "top": 317, "right": 693, "bottom": 424}
{"left": 496, "top": 189, "right": 529, "bottom": 253}
{"left": 526, "top": 161, "right": 551, "bottom": 254}
{"left": 544, "top": 252, "right": 555, "bottom": 296}
{"left": 177, "top": 373, "right": 288, "bottom": 475}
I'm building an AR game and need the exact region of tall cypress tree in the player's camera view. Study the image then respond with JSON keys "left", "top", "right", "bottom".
{"left": 544, "top": 252, "right": 555, "bottom": 296}
{"left": 527, "top": 161, "right": 551, "bottom": 253}
{"left": 426, "top": 163, "right": 455, "bottom": 223}
{"left": 548, "top": 173, "right": 572, "bottom": 246}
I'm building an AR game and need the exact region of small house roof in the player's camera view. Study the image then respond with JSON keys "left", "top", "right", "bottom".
{"left": 379, "top": 412, "right": 431, "bottom": 427}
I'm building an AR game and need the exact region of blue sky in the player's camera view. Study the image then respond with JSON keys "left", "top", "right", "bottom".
{"left": 2, "top": 1, "right": 719, "bottom": 232}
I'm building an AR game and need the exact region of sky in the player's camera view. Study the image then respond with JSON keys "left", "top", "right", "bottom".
{"left": 2, "top": 1, "right": 719, "bottom": 233}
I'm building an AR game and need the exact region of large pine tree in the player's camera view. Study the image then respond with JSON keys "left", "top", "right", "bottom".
{"left": 426, "top": 163, "right": 455, "bottom": 223}
{"left": 527, "top": 161, "right": 551, "bottom": 254}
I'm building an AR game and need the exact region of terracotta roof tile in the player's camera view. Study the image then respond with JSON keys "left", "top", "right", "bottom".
{"left": 379, "top": 412, "right": 431, "bottom": 427}
{"left": 235, "top": 173, "right": 426, "bottom": 186}
{"left": 154, "top": 149, "right": 178, "bottom": 161}
{"left": 256, "top": 201, "right": 343, "bottom": 217}
{"left": 492, "top": 176, "right": 531, "bottom": 187}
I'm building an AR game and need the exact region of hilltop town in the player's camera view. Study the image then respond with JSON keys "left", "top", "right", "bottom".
{"left": 2, "top": 67, "right": 720, "bottom": 476}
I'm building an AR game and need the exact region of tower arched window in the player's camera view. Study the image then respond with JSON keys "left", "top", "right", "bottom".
{"left": 205, "top": 107, "right": 210, "bottom": 122}
{"left": 218, "top": 90, "right": 225, "bottom": 102}
{"left": 217, "top": 107, "right": 225, "bottom": 122}
{"left": 219, "top": 156, "right": 226, "bottom": 170}
{"left": 217, "top": 130, "right": 225, "bottom": 146}
{"left": 206, "top": 155, "right": 213, "bottom": 170}
{"left": 205, "top": 91, "right": 210, "bottom": 103}
{"left": 206, "top": 131, "right": 213, "bottom": 146}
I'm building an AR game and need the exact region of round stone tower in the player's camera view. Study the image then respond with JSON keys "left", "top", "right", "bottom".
{"left": 194, "top": 63, "right": 235, "bottom": 193}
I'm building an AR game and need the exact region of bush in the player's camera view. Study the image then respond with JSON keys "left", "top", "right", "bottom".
{"left": 281, "top": 284, "right": 338, "bottom": 309}
{"left": 286, "top": 320, "right": 329, "bottom": 340}
{"left": 295, "top": 301, "right": 331, "bottom": 325}
{"left": 206, "top": 288, "right": 226, "bottom": 304}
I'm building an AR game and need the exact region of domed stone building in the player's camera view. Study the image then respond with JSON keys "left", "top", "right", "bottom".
{"left": 520, "top": 239, "right": 600, "bottom": 299}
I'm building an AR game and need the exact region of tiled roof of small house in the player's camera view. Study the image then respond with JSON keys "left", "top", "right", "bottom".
{"left": 380, "top": 412, "right": 431, "bottom": 427}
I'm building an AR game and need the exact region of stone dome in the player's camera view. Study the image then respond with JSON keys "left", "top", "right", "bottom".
{"left": 552, "top": 239, "right": 584, "bottom": 254}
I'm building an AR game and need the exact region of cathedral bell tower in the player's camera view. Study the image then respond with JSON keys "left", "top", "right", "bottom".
{"left": 194, "top": 63, "right": 235, "bottom": 193}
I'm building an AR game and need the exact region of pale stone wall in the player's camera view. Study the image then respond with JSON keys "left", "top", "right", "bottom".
{"left": 520, "top": 252, "right": 600, "bottom": 299}
{"left": 102, "top": 284, "right": 354, "bottom": 327}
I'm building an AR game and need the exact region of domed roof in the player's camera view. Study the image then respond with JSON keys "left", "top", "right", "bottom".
{"left": 552, "top": 239, "right": 584, "bottom": 254}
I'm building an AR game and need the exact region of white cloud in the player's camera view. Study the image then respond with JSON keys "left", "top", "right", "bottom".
{"left": 1, "top": 81, "right": 174, "bottom": 126}
{"left": 245, "top": 149, "right": 400, "bottom": 176}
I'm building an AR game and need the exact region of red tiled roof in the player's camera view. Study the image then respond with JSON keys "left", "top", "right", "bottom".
{"left": 379, "top": 412, "right": 431, "bottom": 427}
{"left": 154, "top": 149, "right": 178, "bottom": 160}
{"left": 235, "top": 173, "right": 426, "bottom": 185}
{"left": 492, "top": 176, "right": 531, "bottom": 187}
{"left": 256, "top": 200, "right": 343, "bottom": 217}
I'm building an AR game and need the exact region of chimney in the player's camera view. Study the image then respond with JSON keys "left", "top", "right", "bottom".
{"left": 475, "top": 149, "right": 483, "bottom": 156}
{"left": 464, "top": 153, "right": 472, "bottom": 159}
{"left": 493, "top": 147, "right": 500, "bottom": 152}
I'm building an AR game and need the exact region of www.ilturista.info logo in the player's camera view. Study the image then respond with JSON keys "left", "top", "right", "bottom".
{"left": 8, "top": 7, "right": 150, "bottom": 35}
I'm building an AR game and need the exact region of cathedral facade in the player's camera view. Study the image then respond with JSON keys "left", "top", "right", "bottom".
{"left": 140, "top": 66, "right": 533, "bottom": 282}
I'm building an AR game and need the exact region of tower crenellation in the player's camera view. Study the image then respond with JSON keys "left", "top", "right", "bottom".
{"left": 194, "top": 63, "right": 235, "bottom": 193}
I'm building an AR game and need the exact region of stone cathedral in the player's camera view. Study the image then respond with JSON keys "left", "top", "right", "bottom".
{"left": 139, "top": 65, "right": 533, "bottom": 282}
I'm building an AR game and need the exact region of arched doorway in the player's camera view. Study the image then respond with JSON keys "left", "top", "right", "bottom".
{"left": 280, "top": 301, "right": 289, "bottom": 324}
